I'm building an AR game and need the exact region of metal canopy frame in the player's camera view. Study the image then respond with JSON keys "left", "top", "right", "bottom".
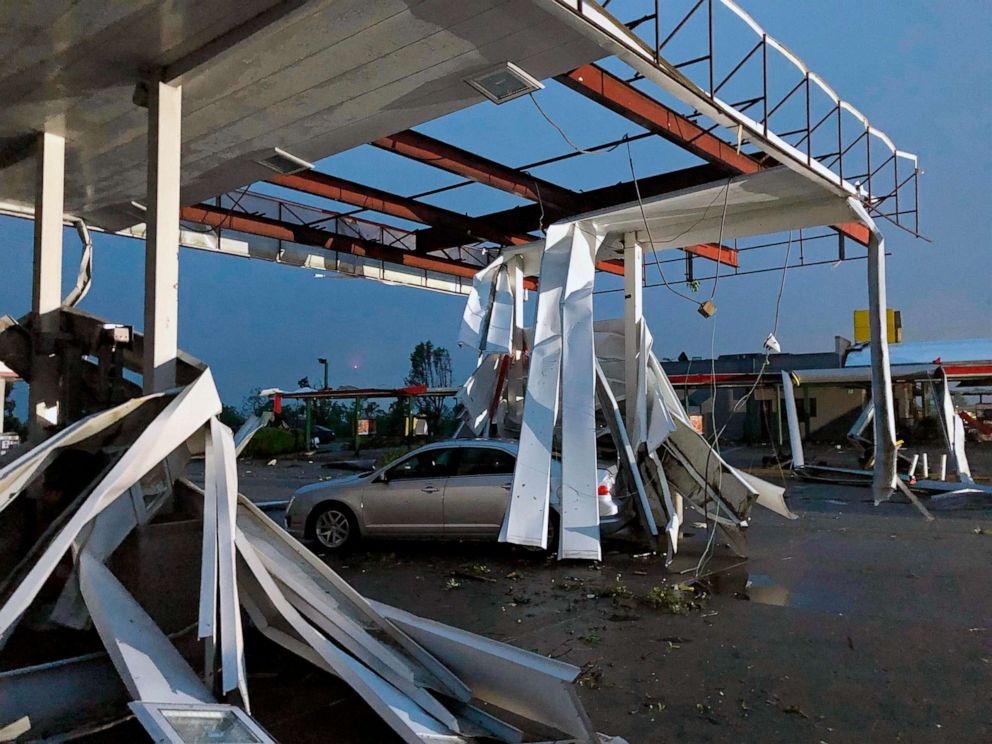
{"left": 0, "top": 4, "right": 921, "bottom": 295}
{"left": 167, "top": 1, "right": 921, "bottom": 290}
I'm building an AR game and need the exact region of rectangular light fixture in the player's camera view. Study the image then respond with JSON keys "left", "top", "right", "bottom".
{"left": 254, "top": 147, "right": 314, "bottom": 175}
{"left": 465, "top": 62, "right": 544, "bottom": 104}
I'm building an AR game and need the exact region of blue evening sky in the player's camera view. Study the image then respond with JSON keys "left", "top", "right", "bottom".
{"left": 1, "top": 0, "right": 989, "bottom": 413}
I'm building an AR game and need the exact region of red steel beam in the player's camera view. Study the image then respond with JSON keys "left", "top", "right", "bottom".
{"left": 682, "top": 242, "right": 738, "bottom": 268}
{"left": 558, "top": 64, "right": 870, "bottom": 247}
{"left": 558, "top": 65, "right": 760, "bottom": 174}
{"left": 411, "top": 158, "right": 739, "bottom": 267}
{"left": 184, "top": 203, "right": 662, "bottom": 285}
{"left": 418, "top": 163, "right": 728, "bottom": 245}
{"left": 372, "top": 130, "right": 581, "bottom": 213}
{"left": 269, "top": 171, "right": 535, "bottom": 247}
{"left": 180, "top": 204, "right": 487, "bottom": 281}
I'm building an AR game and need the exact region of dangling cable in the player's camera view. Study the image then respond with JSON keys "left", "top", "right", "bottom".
{"left": 624, "top": 137, "right": 713, "bottom": 305}
{"left": 528, "top": 93, "right": 620, "bottom": 156}
{"left": 708, "top": 230, "right": 794, "bottom": 445}
{"left": 707, "top": 179, "right": 733, "bottom": 301}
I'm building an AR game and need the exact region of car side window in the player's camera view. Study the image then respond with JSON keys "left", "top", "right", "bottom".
{"left": 454, "top": 447, "right": 516, "bottom": 477}
{"left": 386, "top": 448, "right": 455, "bottom": 480}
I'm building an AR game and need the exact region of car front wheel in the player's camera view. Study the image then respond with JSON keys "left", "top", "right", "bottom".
{"left": 311, "top": 504, "right": 357, "bottom": 550}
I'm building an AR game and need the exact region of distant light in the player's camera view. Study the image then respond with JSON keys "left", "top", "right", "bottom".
{"left": 465, "top": 62, "right": 544, "bottom": 104}
{"left": 254, "top": 147, "right": 314, "bottom": 175}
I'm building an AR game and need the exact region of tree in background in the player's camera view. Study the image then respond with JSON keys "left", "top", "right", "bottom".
{"left": 241, "top": 387, "right": 268, "bottom": 418}
{"left": 3, "top": 386, "right": 25, "bottom": 437}
{"left": 219, "top": 404, "right": 246, "bottom": 431}
{"left": 405, "top": 341, "right": 453, "bottom": 436}
{"left": 313, "top": 400, "right": 353, "bottom": 439}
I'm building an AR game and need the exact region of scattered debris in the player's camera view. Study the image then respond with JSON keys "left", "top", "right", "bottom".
{"left": 577, "top": 662, "right": 603, "bottom": 689}
{"left": 596, "top": 582, "right": 634, "bottom": 601}
{"left": 462, "top": 562, "right": 492, "bottom": 577}
{"left": 644, "top": 584, "right": 697, "bottom": 615}
{"left": 643, "top": 697, "right": 666, "bottom": 712}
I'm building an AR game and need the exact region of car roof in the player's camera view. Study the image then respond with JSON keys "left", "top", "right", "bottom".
{"left": 414, "top": 438, "right": 517, "bottom": 453}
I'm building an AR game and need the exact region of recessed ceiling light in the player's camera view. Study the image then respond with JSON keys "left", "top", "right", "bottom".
{"left": 254, "top": 147, "right": 314, "bottom": 175}
{"left": 465, "top": 62, "right": 544, "bottom": 104}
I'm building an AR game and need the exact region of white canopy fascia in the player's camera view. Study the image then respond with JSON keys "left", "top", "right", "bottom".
{"left": 583, "top": 166, "right": 857, "bottom": 256}
{"left": 501, "top": 166, "right": 860, "bottom": 265}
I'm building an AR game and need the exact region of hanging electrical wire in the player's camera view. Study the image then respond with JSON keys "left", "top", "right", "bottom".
{"left": 528, "top": 93, "right": 621, "bottom": 156}
{"left": 623, "top": 136, "right": 727, "bottom": 306}
{"left": 707, "top": 178, "right": 733, "bottom": 301}
{"left": 708, "top": 230, "right": 794, "bottom": 447}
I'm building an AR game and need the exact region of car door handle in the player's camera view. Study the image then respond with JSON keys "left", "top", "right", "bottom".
{"left": 501, "top": 483, "right": 512, "bottom": 491}
{"left": 421, "top": 486, "right": 440, "bottom": 494}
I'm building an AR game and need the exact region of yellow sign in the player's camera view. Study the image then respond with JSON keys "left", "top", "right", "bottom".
{"left": 854, "top": 309, "right": 902, "bottom": 344}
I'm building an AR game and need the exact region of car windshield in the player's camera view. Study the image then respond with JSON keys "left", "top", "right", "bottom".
{"left": 386, "top": 448, "right": 454, "bottom": 480}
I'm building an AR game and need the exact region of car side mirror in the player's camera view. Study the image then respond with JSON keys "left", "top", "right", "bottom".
{"left": 374, "top": 473, "right": 388, "bottom": 484}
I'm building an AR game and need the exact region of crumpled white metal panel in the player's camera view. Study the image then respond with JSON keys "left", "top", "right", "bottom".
{"left": 500, "top": 224, "right": 572, "bottom": 549}
{"left": 558, "top": 225, "right": 601, "bottom": 560}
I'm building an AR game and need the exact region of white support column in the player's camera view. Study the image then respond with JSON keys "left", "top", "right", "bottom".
{"left": 28, "top": 129, "right": 66, "bottom": 440}
{"left": 0, "top": 376, "right": 6, "bottom": 434}
{"left": 623, "top": 235, "right": 646, "bottom": 445}
{"left": 864, "top": 221, "right": 898, "bottom": 502}
{"left": 144, "top": 79, "right": 182, "bottom": 394}
{"left": 781, "top": 371, "right": 805, "bottom": 469}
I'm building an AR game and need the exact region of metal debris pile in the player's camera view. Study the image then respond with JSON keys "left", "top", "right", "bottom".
{"left": 0, "top": 316, "right": 624, "bottom": 743}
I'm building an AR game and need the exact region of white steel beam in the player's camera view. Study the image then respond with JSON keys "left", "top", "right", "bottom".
{"left": 144, "top": 79, "right": 182, "bottom": 394}
{"left": 28, "top": 129, "right": 65, "bottom": 439}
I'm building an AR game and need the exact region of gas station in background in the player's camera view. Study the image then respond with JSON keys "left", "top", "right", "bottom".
{"left": 854, "top": 308, "right": 902, "bottom": 344}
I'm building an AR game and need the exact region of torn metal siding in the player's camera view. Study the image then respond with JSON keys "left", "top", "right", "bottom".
{"left": 458, "top": 167, "right": 884, "bottom": 559}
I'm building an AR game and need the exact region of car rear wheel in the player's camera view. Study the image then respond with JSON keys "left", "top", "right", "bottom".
{"left": 311, "top": 504, "right": 357, "bottom": 550}
{"left": 522, "top": 511, "right": 560, "bottom": 556}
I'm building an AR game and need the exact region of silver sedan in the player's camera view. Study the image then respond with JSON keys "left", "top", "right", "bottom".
{"left": 284, "top": 439, "right": 632, "bottom": 551}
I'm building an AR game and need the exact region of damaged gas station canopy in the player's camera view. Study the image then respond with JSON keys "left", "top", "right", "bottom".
{"left": 459, "top": 166, "right": 895, "bottom": 561}
{"left": 0, "top": 0, "right": 943, "bottom": 739}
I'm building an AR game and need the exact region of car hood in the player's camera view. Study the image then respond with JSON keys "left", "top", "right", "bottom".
{"left": 294, "top": 472, "right": 371, "bottom": 495}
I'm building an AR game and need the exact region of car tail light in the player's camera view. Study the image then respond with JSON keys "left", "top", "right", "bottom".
{"left": 597, "top": 484, "right": 610, "bottom": 496}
